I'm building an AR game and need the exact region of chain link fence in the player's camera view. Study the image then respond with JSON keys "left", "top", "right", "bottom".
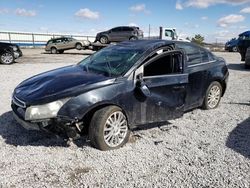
{"left": 0, "top": 31, "right": 96, "bottom": 48}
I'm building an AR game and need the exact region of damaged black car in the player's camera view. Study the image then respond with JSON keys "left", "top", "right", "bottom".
{"left": 12, "top": 40, "right": 229, "bottom": 150}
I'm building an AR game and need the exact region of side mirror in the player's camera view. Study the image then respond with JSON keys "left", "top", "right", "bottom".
{"left": 139, "top": 83, "right": 151, "bottom": 97}
{"left": 136, "top": 73, "right": 151, "bottom": 97}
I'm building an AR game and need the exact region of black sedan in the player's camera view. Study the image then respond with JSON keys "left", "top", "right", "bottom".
{"left": 0, "top": 42, "right": 22, "bottom": 64}
{"left": 12, "top": 40, "right": 229, "bottom": 150}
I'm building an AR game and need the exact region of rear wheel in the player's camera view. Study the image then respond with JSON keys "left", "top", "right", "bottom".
{"left": 202, "top": 81, "right": 222, "bottom": 110}
{"left": 51, "top": 47, "right": 57, "bottom": 54}
{"left": 129, "top": 36, "right": 138, "bottom": 40}
{"left": 76, "top": 43, "right": 82, "bottom": 50}
{"left": 0, "top": 52, "right": 14, "bottom": 65}
{"left": 89, "top": 106, "right": 130, "bottom": 150}
{"left": 100, "top": 36, "right": 108, "bottom": 44}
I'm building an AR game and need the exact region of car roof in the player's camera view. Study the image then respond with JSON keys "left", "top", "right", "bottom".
{"left": 239, "top": 31, "right": 250, "bottom": 36}
{"left": 49, "top": 36, "right": 72, "bottom": 41}
{"left": 115, "top": 39, "right": 175, "bottom": 52}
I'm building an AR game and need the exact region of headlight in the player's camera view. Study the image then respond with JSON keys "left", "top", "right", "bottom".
{"left": 11, "top": 46, "right": 18, "bottom": 51}
{"left": 25, "top": 98, "right": 70, "bottom": 121}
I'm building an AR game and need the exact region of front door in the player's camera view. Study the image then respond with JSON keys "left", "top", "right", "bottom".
{"left": 134, "top": 51, "right": 188, "bottom": 124}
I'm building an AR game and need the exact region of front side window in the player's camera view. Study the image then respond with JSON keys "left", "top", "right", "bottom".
{"left": 144, "top": 53, "right": 182, "bottom": 77}
{"left": 78, "top": 47, "right": 143, "bottom": 77}
{"left": 165, "top": 30, "right": 173, "bottom": 38}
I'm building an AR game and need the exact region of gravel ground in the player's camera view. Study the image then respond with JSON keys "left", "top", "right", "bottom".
{"left": 0, "top": 49, "right": 249, "bottom": 188}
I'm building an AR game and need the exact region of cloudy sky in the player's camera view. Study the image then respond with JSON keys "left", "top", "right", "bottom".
{"left": 1, "top": 0, "right": 250, "bottom": 43}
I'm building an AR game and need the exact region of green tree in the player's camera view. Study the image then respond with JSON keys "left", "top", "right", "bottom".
{"left": 191, "top": 34, "right": 205, "bottom": 46}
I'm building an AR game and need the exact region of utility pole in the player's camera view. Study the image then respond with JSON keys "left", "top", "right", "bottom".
{"left": 148, "top": 24, "right": 150, "bottom": 39}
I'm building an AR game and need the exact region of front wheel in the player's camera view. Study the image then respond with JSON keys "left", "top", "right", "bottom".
{"left": 51, "top": 47, "right": 57, "bottom": 54}
{"left": 0, "top": 52, "right": 14, "bottom": 65}
{"left": 202, "top": 81, "right": 222, "bottom": 110}
{"left": 99, "top": 36, "right": 108, "bottom": 44}
{"left": 232, "top": 46, "right": 238, "bottom": 52}
{"left": 89, "top": 106, "right": 130, "bottom": 150}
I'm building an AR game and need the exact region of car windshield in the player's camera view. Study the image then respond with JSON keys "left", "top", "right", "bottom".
{"left": 78, "top": 47, "right": 143, "bottom": 77}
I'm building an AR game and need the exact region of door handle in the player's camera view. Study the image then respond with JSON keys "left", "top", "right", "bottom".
{"left": 173, "top": 85, "right": 185, "bottom": 90}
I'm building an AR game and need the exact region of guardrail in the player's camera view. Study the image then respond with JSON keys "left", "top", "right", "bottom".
{"left": 0, "top": 31, "right": 96, "bottom": 47}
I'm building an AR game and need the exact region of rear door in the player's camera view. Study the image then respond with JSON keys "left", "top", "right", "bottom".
{"left": 109, "top": 27, "right": 122, "bottom": 42}
{"left": 176, "top": 42, "right": 211, "bottom": 109}
{"left": 134, "top": 50, "right": 188, "bottom": 124}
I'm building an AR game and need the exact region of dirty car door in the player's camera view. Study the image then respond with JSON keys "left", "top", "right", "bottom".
{"left": 135, "top": 51, "right": 188, "bottom": 124}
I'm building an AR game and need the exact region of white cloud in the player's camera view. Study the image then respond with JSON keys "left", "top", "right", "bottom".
{"left": 201, "top": 16, "right": 208, "bottom": 20}
{"left": 217, "top": 14, "right": 245, "bottom": 27}
{"left": 130, "top": 4, "right": 146, "bottom": 12}
{"left": 15, "top": 8, "right": 36, "bottom": 17}
{"left": 129, "top": 4, "right": 150, "bottom": 14}
{"left": 0, "top": 8, "right": 9, "bottom": 14}
{"left": 176, "top": 1, "right": 183, "bottom": 10}
{"left": 128, "top": 22, "right": 138, "bottom": 26}
{"left": 75, "top": 8, "right": 100, "bottom": 20}
{"left": 240, "top": 7, "right": 250, "bottom": 13}
{"left": 180, "top": 0, "right": 250, "bottom": 9}
{"left": 184, "top": 22, "right": 200, "bottom": 29}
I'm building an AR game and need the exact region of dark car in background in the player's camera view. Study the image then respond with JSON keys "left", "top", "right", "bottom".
{"left": 12, "top": 40, "right": 228, "bottom": 150}
{"left": 45, "top": 36, "right": 90, "bottom": 54}
{"left": 245, "top": 47, "right": 250, "bottom": 69}
{"left": 95, "top": 26, "right": 143, "bottom": 44}
{"left": 237, "top": 30, "right": 250, "bottom": 61}
{"left": 225, "top": 38, "right": 239, "bottom": 52}
{"left": 0, "top": 42, "right": 22, "bottom": 64}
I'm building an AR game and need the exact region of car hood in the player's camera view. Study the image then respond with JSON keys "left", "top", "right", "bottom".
{"left": 14, "top": 65, "right": 114, "bottom": 105}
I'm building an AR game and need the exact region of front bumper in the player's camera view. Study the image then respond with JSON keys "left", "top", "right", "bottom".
{"left": 12, "top": 111, "right": 40, "bottom": 131}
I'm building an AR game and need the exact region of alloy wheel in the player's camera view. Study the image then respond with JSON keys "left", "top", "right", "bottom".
{"left": 1, "top": 53, "right": 14, "bottom": 64}
{"left": 103, "top": 111, "right": 128, "bottom": 148}
{"left": 207, "top": 85, "right": 221, "bottom": 109}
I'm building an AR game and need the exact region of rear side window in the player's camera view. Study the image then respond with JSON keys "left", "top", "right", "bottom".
{"left": 122, "top": 27, "right": 134, "bottom": 32}
{"left": 176, "top": 43, "right": 201, "bottom": 65}
{"left": 200, "top": 48, "right": 209, "bottom": 62}
{"left": 144, "top": 53, "right": 182, "bottom": 77}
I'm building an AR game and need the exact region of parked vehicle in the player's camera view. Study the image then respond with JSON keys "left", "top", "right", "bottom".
{"left": 159, "top": 27, "right": 190, "bottom": 42}
{"left": 45, "top": 36, "right": 90, "bottom": 54}
{"left": 95, "top": 26, "right": 143, "bottom": 44}
{"left": 237, "top": 30, "right": 250, "bottom": 61}
{"left": 245, "top": 47, "right": 250, "bottom": 69}
{"left": 0, "top": 42, "right": 22, "bottom": 64}
{"left": 225, "top": 38, "right": 239, "bottom": 52}
{"left": 12, "top": 40, "right": 229, "bottom": 150}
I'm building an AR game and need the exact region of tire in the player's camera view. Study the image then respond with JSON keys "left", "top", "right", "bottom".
{"left": 89, "top": 106, "right": 130, "bottom": 150}
{"left": 129, "top": 36, "right": 138, "bottom": 41}
{"left": 232, "top": 46, "right": 238, "bottom": 52}
{"left": 58, "top": 50, "right": 64, "bottom": 54}
{"left": 0, "top": 52, "right": 14, "bottom": 65}
{"left": 99, "top": 36, "right": 109, "bottom": 44}
{"left": 51, "top": 47, "right": 57, "bottom": 54}
{"left": 75, "top": 43, "right": 82, "bottom": 50}
{"left": 202, "top": 81, "right": 222, "bottom": 110}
